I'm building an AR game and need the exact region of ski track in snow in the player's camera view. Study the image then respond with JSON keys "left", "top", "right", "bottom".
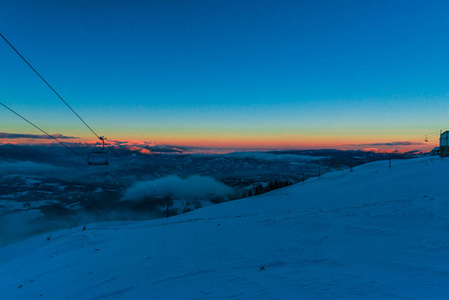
{"left": 1, "top": 157, "right": 449, "bottom": 299}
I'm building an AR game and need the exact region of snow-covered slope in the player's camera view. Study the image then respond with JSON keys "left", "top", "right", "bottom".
{"left": 1, "top": 157, "right": 449, "bottom": 299}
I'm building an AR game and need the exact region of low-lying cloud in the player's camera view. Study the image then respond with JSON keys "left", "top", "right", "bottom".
{"left": 227, "top": 152, "right": 328, "bottom": 161}
{"left": 122, "top": 175, "right": 234, "bottom": 202}
{"left": 0, "top": 132, "right": 79, "bottom": 139}
{"left": 348, "top": 141, "right": 424, "bottom": 147}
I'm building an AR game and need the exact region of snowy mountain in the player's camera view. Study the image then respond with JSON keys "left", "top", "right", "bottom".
{"left": 1, "top": 156, "right": 448, "bottom": 299}
{"left": 2, "top": 146, "right": 414, "bottom": 234}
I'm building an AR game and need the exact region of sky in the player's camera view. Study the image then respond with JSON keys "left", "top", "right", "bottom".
{"left": 1, "top": 0, "right": 449, "bottom": 151}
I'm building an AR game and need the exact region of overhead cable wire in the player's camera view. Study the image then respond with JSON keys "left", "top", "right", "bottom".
{"left": 106, "top": 144, "right": 157, "bottom": 194}
{"left": 406, "top": 127, "right": 449, "bottom": 144}
{"left": 0, "top": 101, "right": 86, "bottom": 161}
{"left": 373, "top": 127, "right": 449, "bottom": 147}
{"left": 0, "top": 33, "right": 101, "bottom": 140}
{"left": 369, "top": 125, "right": 449, "bottom": 146}
{"left": 1, "top": 33, "right": 155, "bottom": 195}
{"left": 0, "top": 101, "right": 150, "bottom": 198}
{"left": 3, "top": 34, "right": 445, "bottom": 154}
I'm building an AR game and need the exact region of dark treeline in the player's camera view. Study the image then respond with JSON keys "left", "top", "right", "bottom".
{"left": 242, "top": 179, "right": 292, "bottom": 198}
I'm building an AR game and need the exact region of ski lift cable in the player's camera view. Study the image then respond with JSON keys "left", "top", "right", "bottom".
{"left": 90, "top": 163, "right": 149, "bottom": 197}
{"left": 3, "top": 34, "right": 446, "bottom": 152}
{"left": 378, "top": 127, "right": 449, "bottom": 147}
{"left": 0, "top": 101, "right": 150, "bottom": 198}
{"left": 406, "top": 127, "right": 449, "bottom": 143}
{"left": 1, "top": 33, "right": 155, "bottom": 195}
{"left": 106, "top": 144, "right": 157, "bottom": 194}
{"left": 0, "top": 33, "right": 102, "bottom": 140}
{"left": 93, "top": 167, "right": 149, "bottom": 197}
{"left": 0, "top": 101, "right": 86, "bottom": 161}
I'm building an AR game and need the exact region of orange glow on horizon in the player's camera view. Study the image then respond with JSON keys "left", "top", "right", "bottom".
{"left": 0, "top": 132, "right": 437, "bottom": 153}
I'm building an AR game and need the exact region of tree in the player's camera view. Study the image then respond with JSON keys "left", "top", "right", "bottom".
{"left": 255, "top": 184, "right": 263, "bottom": 195}
{"left": 163, "top": 195, "right": 173, "bottom": 218}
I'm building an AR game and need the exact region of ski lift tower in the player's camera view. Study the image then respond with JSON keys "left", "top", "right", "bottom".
{"left": 440, "top": 131, "right": 449, "bottom": 157}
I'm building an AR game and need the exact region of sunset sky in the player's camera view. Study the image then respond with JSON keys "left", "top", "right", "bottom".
{"left": 1, "top": 0, "right": 449, "bottom": 151}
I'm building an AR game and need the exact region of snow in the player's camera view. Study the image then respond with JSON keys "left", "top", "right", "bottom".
{"left": 1, "top": 157, "right": 449, "bottom": 299}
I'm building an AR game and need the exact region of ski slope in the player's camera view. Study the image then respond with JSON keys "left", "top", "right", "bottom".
{"left": 1, "top": 157, "right": 449, "bottom": 299}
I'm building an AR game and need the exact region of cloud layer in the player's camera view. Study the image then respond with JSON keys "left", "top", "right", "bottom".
{"left": 348, "top": 141, "right": 424, "bottom": 147}
{"left": 0, "top": 132, "right": 79, "bottom": 139}
{"left": 122, "top": 175, "right": 234, "bottom": 201}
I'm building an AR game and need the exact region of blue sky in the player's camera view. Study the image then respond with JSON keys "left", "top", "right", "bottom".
{"left": 1, "top": 0, "right": 449, "bottom": 149}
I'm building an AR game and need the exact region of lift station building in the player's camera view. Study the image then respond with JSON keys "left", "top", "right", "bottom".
{"left": 440, "top": 131, "right": 449, "bottom": 156}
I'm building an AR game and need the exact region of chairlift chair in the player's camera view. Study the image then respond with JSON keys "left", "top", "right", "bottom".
{"left": 102, "top": 172, "right": 116, "bottom": 191}
{"left": 425, "top": 135, "right": 429, "bottom": 143}
{"left": 102, "top": 180, "right": 116, "bottom": 191}
{"left": 87, "top": 136, "right": 109, "bottom": 165}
